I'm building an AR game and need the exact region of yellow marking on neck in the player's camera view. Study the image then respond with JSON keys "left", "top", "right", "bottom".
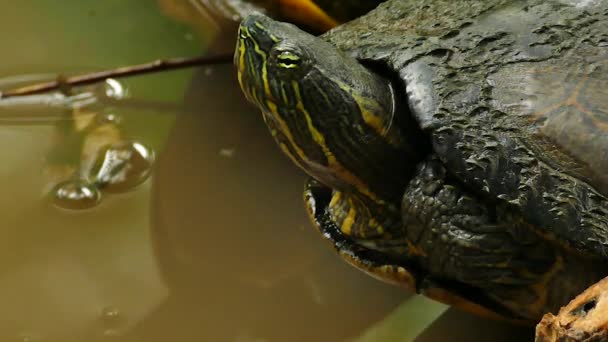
{"left": 328, "top": 191, "right": 357, "bottom": 235}
{"left": 277, "top": 142, "right": 301, "bottom": 167}
{"left": 326, "top": 73, "right": 402, "bottom": 148}
{"left": 339, "top": 196, "right": 358, "bottom": 235}
{"left": 325, "top": 76, "right": 391, "bottom": 134}
{"left": 264, "top": 100, "right": 311, "bottom": 168}
{"left": 250, "top": 85, "right": 261, "bottom": 105}
{"left": 280, "top": 83, "right": 289, "bottom": 105}
{"left": 341, "top": 206, "right": 356, "bottom": 235}
{"left": 329, "top": 191, "right": 342, "bottom": 208}
{"left": 266, "top": 100, "right": 277, "bottom": 112}
{"left": 367, "top": 217, "right": 384, "bottom": 235}
{"left": 329, "top": 192, "right": 356, "bottom": 236}
{"left": 356, "top": 94, "right": 392, "bottom": 136}
{"left": 236, "top": 37, "right": 247, "bottom": 93}
{"left": 292, "top": 81, "right": 383, "bottom": 205}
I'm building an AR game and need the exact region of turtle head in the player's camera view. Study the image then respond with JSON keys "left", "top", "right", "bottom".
{"left": 235, "top": 14, "right": 424, "bottom": 204}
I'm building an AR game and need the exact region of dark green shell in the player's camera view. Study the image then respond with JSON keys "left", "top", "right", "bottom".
{"left": 324, "top": 0, "right": 608, "bottom": 258}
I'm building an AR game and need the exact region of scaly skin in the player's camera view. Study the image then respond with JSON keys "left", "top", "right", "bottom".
{"left": 402, "top": 158, "right": 607, "bottom": 320}
{"left": 325, "top": 0, "right": 608, "bottom": 258}
{"left": 235, "top": 0, "right": 608, "bottom": 323}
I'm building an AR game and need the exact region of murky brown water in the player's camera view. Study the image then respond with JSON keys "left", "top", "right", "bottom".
{"left": 0, "top": 1, "right": 534, "bottom": 341}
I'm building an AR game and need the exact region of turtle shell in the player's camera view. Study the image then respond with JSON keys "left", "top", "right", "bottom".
{"left": 324, "top": 0, "right": 608, "bottom": 257}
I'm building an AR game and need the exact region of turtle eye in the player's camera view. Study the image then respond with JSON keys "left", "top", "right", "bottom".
{"left": 276, "top": 51, "right": 301, "bottom": 69}
{"left": 269, "top": 43, "right": 311, "bottom": 76}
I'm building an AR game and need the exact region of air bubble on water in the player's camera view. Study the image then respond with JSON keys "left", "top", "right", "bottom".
{"left": 99, "top": 306, "right": 124, "bottom": 338}
{"left": 103, "top": 79, "right": 125, "bottom": 99}
{"left": 95, "top": 111, "right": 122, "bottom": 126}
{"left": 204, "top": 67, "right": 214, "bottom": 76}
{"left": 90, "top": 141, "right": 155, "bottom": 193}
{"left": 52, "top": 179, "right": 101, "bottom": 210}
{"left": 219, "top": 147, "right": 235, "bottom": 158}
{"left": 100, "top": 306, "right": 121, "bottom": 323}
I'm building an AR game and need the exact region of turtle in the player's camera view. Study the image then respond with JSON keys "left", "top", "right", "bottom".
{"left": 234, "top": 0, "right": 608, "bottom": 324}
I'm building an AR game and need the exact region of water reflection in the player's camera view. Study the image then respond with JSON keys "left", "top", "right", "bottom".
{"left": 0, "top": 77, "right": 154, "bottom": 210}
{"left": 0, "top": 1, "right": 542, "bottom": 341}
{"left": 0, "top": 2, "right": 192, "bottom": 341}
{"left": 143, "top": 42, "right": 535, "bottom": 342}
{"left": 144, "top": 33, "right": 408, "bottom": 340}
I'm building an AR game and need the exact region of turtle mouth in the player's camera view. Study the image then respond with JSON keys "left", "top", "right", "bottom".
{"left": 235, "top": 18, "right": 275, "bottom": 106}
{"left": 235, "top": 27, "right": 262, "bottom": 105}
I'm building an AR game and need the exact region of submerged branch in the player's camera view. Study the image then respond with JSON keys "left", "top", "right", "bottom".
{"left": 0, "top": 53, "right": 233, "bottom": 99}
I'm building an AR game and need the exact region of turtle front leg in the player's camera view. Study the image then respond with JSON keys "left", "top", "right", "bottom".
{"left": 401, "top": 158, "right": 608, "bottom": 322}
{"left": 304, "top": 178, "right": 517, "bottom": 322}
{"left": 304, "top": 179, "right": 417, "bottom": 289}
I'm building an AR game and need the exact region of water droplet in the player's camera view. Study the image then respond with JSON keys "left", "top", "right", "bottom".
{"left": 52, "top": 179, "right": 101, "bottom": 210}
{"left": 90, "top": 141, "right": 155, "bottom": 193}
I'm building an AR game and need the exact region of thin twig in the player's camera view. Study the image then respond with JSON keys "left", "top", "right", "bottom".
{"left": 0, "top": 53, "right": 233, "bottom": 99}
